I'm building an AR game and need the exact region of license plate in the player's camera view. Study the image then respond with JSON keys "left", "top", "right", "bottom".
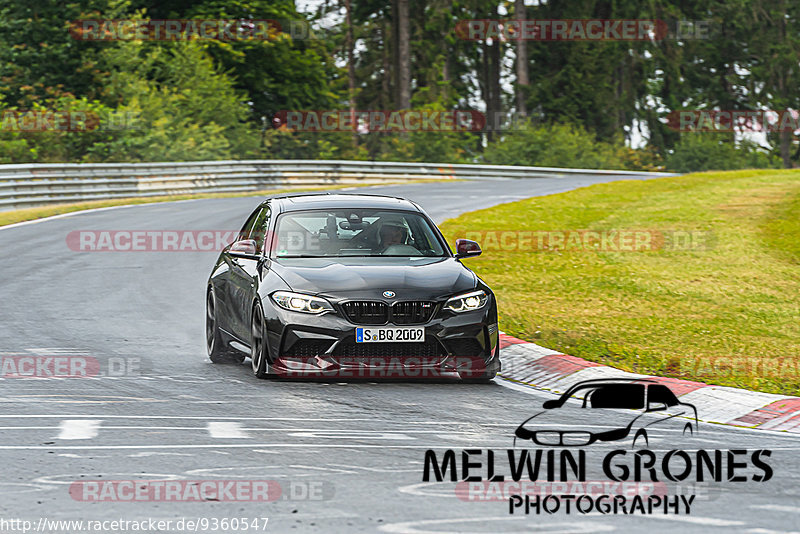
{"left": 355, "top": 327, "right": 425, "bottom": 343}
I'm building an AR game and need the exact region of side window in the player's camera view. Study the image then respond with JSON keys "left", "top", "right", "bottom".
{"left": 648, "top": 385, "right": 679, "bottom": 407}
{"left": 250, "top": 207, "right": 272, "bottom": 254}
{"left": 588, "top": 384, "right": 645, "bottom": 409}
{"left": 238, "top": 208, "right": 262, "bottom": 241}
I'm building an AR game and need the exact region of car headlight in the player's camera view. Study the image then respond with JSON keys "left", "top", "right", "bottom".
{"left": 271, "top": 291, "right": 334, "bottom": 314}
{"left": 444, "top": 290, "right": 488, "bottom": 313}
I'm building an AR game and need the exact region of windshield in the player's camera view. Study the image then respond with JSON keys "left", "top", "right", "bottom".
{"left": 272, "top": 209, "right": 448, "bottom": 258}
{"left": 559, "top": 384, "right": 646, "bottom": 410}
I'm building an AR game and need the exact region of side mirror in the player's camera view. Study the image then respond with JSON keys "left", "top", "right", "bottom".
{"left": 647, "top": 402, "right": 667, "bottom": 412}
{"left": 455, "top": 238, "right": 482, "bottom": 259}
{"left": 229, "top": 239, "right": 258, "bottom": 258}
{"left": 542, "top": 399, "right": 560, "bottom": 409}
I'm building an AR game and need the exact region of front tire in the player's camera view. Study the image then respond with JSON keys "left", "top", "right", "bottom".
{"left": 207, "top": 288, "right": 244, "bottom": 364}
{"left": 459, "top": 349, "right": 498, "bottom": 383}
{"left": 459, "top": 370, "right": 497, "bottom": 383}
{"left": 458, "top": 362, "right": 497, "bottom": 383}
{"left": 251, "top": 302, "right": 270, "bottom": 378}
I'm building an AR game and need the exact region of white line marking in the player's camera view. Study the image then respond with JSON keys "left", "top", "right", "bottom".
{"left": 379, "top": 517, "right": 613, "bottom": 533}
{"left": 0, "top": 415, "right": 379, "bottom": 420}
{"left": 0, "top": 414, "right": 518, "bottom": 427}
{"left": 0, "top": 413, "right": 798, "bottom": 439}
{"left": 0, "top": 198, "right": 207, "bottom": 233}
{"left": 288, "top": 431, "right": 415, "bottom": 440}
{"left": 184, "top": 465, "right": 357, "bottom": 478}
{"left": 747, "top": 529, "right": 800, "bottom": 534}
{"left": 398, "top": 481, "right": 460, "bottom": 498}
{"left": 759, "top": 410, "right": 800, "bottom": 430}
{"left": 288, "top": 464, "right": 358, "bottom": 474}
{"left": 644, "top": 515, "right": 744, "bottom": 526}
{"left": 0, "top": 443, "right": 505, "bottom": 450}
{"left": 0, "top": 425, "right": 510, "bottom": 434}
{"left": 496, "top": 376, "right": 553, "bottom": 396}
{"left": 0, "top": 483, "right": 52, "bottom": 495}
{"left": 2, "top": 439, "right": 800, "bottom": 452}
{"left": 0, "top": 426, "right": 60, "bottom": 430}
{"left": 56, "top": 420, "right": 101, "bottom": 440}
{"left": 24, "top": 348, "right": 90, "bottom": 355}
{"left": 127, "top": 452, "right": 194, "bottom": 458}
{"left": 57, "top": 454, "right": 111, "bottom": 458}
{"left": 750, "top": 504, "right": 800, "bottom": 513}
{"left": 207, "top": 421, "right": 249, "bottom": 438}
{"left": 33, "top": 473, "right": 183, "bottom": 485}
{"left": 328, "top": 463, "right": 418, "bottom": 473}
{"left": 0, "top": 204, "right": 138, "bottom": 232}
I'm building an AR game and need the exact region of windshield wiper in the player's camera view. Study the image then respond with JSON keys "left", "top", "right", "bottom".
{"left": 275, "top": 255, "right": 327, "bottom": 258}
{"left": 276, "top": 253, "right": 445, "bottom": 258}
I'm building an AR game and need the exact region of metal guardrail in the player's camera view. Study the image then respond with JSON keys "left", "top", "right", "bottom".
{"left": 0, "top": 160, "right": 677, "bottom": 211}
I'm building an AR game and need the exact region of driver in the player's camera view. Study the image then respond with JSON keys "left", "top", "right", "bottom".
{"left": 377, "top": 223, "right": 407, "bottom": 251}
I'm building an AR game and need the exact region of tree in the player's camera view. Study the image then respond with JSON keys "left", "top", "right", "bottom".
{"left": 395, "top": 0, "right": 411, "bottom": 109}
{"left": 747, "top": 0, "right": 800, "bottom": 168}
{"left": 0, "top": 0, "right": 115, "bottom": 106}
{"left": 130, "top": 0, "right": 343, "bottom": 125}
{"left": 514, "top": 0, "right": 528, "bottom": 116}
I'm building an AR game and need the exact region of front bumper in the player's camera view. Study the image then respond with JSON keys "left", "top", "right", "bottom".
{"left": 263, "top": 297, "right": 500, "bottom": 378}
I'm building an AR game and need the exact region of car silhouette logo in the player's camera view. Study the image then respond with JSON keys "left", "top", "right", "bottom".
{"left": 513, "top": 379, "right": 698, "bottom": 449}
{"left": 383, "top": 291, "right": 396, "bottom": 298}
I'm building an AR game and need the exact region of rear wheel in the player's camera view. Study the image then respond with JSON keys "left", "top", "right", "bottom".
{"left": 207, "top": 288, "right": 244, "bottom": 364}
{"left": 251, "top": 302, "right": 270, "bottom": 378}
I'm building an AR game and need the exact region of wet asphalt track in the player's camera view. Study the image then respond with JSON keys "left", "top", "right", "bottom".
{"left": 0, "top": 175, "right": 799, "bottom": 534}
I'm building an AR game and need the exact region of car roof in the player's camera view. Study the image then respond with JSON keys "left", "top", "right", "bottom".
{"left": 561, "top": 378, "right": 659, "bottom": 393}
{"left": 266, "top": 193, "right": 423, "bottom": 213}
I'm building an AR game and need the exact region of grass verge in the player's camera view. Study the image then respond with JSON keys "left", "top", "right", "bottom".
{"left": 0, "top": 179, "right": 446, "bottom": 228}
{"left": 440, "top": 169, "right": 800, "bottom": 395}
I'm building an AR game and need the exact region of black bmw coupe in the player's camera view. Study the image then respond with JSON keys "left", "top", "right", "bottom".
{"left": 206, "top": 193, "right": 500, "bottom": 381}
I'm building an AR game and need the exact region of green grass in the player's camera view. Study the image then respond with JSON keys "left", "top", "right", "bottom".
{"left": 440, "top": 169, "right": 800, "bottom": 395}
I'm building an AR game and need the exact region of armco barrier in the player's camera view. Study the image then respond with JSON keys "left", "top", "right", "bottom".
{"left": 0, "top": 160, "right": 676, "bottom": 211}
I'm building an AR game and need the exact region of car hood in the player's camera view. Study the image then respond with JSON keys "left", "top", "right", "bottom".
{"left": 516, "top": 406, "right": 642, "bottom": 437}
{"left": 270, "top": 257, "right": 477, "bottom": 300}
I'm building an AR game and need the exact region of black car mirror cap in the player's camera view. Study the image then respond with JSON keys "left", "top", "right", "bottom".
{"left": 542, "top": 399, "right": 560, "bottom": 409}
{"left": 455, "top": 238, "right": 482, "bottom": 258}
{"left": 229, "top": 239, "right": 259, "bottom": 258}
